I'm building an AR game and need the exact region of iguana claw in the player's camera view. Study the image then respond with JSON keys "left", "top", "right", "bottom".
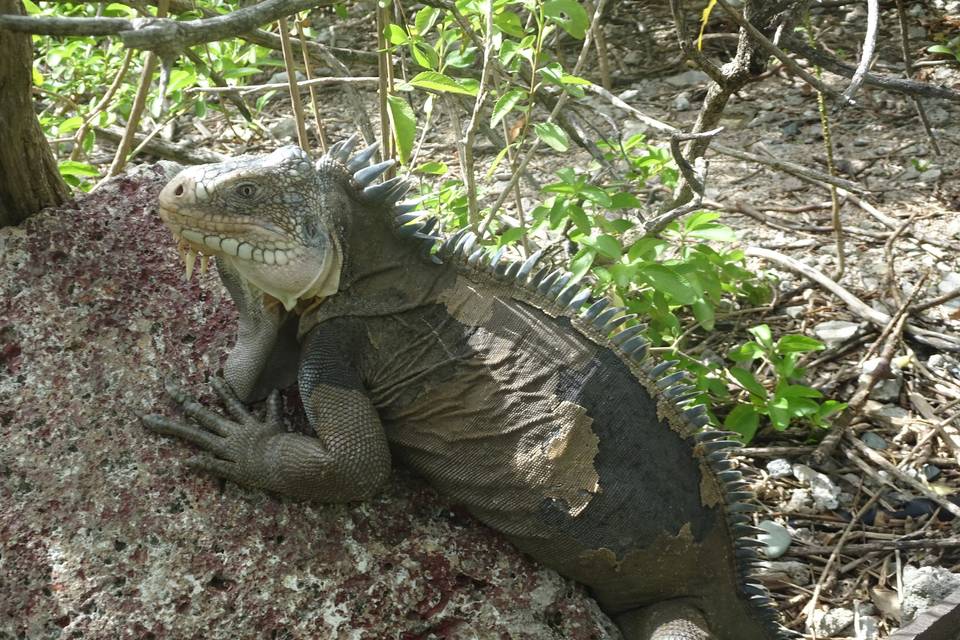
{"left": 140, "top": 377, "right": 284, "bottom": 486}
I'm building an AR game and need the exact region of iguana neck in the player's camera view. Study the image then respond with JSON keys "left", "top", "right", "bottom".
{"left": 298, "top": 202, "right": 453, "bottom": 333}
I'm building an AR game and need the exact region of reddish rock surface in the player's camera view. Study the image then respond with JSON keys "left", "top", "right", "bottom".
{"left": 0, "top": 166, "right": 619, "bottom": 640}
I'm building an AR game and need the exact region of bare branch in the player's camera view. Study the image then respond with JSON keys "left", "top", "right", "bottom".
{"left": 0, "top": 0, "right": 337, "bottom": 54}
{"left": 782, "top": 35, "right": 960, "bottom": 103}
{"left": 715, "top": 0, "right": 852, "bottom": 105}
{"left": 840, "top": 0, "right": 880, "bottom": 103}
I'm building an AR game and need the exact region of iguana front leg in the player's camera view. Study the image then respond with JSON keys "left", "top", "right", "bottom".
{"left": 142, "top": 323, "right": 390, "bottom": 502}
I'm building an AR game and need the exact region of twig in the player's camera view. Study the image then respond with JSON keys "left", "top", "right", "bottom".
{"left": 93, "top": 126, "right": 227, "bottom": 164}
{"left": 893, "top": 0, "right": 941, "bottom": 155}
{"left": 740, "top": 445, "right": 816, "bottom": 458}
{"left": 103, "top": 0, "right": 168, "bottom": 180}
{"left": 668, "top": 0, "right": 725, "bottom": 85}
{"left": 911, "top": 287, "right": 960, "bottom": 314}
{"left": 295, "top": 15, "right": 328, "bottom": 153}
{"left": 715, "top": 143, "right": 867, "bottom": 193}
{"left": 800, "top": 12, "right": 844, "bottom": 280}
{"left": 840, "top": 0, "right": 879, "bottom": 103}
{"left": 0, "top": 0, "right": 337, "bottom": 53}
{"left": 811, "top": 275, "right": 924, "bottom": 464}
{"left": 375, "top": 3, "right": 394, "bottom": 164}
{"left": 745, "top": 247, "right": 960, "bottom": 350}
{"left": 587, "top": 1, "right": 611, "bottom": 90}
{"left": 882, "top": 211, "right": 920, "bottom": 306}
{"left": 782, "top": 35, "right": 960, "bottom": 104}
{"left": 845, "top": 431, "right": 960, "bottom": 520}
{"left": 715, "top": 0, "right": 851, "bottom": 104}
{"left": 789, "top": 537, "right": 960, "bottom": 557}
{"left": 463, "top": 2, "right": 494, "bottom": 231}
{"left": 70, "top": 48, "right": 133, "bottom": 161}
{"left": 277, "top": 15, "right": 309, "bottom": 154}
{"left": 803, "top": 486, "right": 882, "bottom": 639}
{"left": 583, "top": 81, "right": 869, "bottom": 194}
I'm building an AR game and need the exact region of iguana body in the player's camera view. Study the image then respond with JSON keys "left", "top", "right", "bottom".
{"left": 146, "top": 141, "right": 791, "bottom": 640}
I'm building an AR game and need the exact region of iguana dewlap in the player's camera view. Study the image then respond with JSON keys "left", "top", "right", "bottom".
{"left": 144, "top": 140, "right": 793, "bottom": 640}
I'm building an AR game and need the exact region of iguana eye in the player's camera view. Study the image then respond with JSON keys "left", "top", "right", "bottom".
{"left": 235, "top": 183, "right": 258, "bottom": 198}
{"left": 303, "top": 217, "right": 318, "bottom": 238}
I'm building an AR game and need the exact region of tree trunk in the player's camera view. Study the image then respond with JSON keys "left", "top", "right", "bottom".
{"left": 0, "top": 0, "right": 70, "bottom": 227}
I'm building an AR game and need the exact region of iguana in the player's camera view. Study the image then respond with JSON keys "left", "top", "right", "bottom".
{"left": 143, "top": 138, "right": 793, "bottom": 640}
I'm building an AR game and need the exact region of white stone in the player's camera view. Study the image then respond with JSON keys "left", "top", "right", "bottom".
{"left": 793, "top": 464, "right": 841, "bottom": 510}
{"left": 901, "top": 565, "right": 960, "bottom": 623}
{"left": 814, "top": 320, "right": 859, "bottom": 347}
{"left": 766, "top": 458, "right": 793, "bottom": 478}
{"left": 757, "top": 520, "right": 791, "bottom": 559}
{"left": 810, "top": 607, "right": 854, "bottom": 636}
{"left": 663, "top": 70, "right": 710, "bottom": 88}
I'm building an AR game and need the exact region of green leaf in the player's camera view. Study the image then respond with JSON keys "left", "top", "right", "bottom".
{"left": 638, "top": 265, "right": 695, "bottom": 304}
{"left": 580, "top": 186, "right": 613, "bottom": 208}
{"left": 334, "top": 3, "right": 349, "bottom": 19}
{"left": 408, "top": 71, "right": 477, "bottom": 95}
{"left": 58, "top": 160, "right": 99, "bottom": 178}
{"left": 777, "top": 383, "right": 823, "bottom": 400}
{"left": 724, "top": 405, "right": 759, "bottom": 443}
{"left": 692, "top": 298, "right": 715, "bottom": 331}
{"left": 491, "top": 88, "right": 525, "bottom": 127}
{"left": 498, "top": 227, "right": 525, "bottom": 246}
{"left": 593, "top": 235, "right": 621, "bottom": 260}
{"left": 728, "top": 342, "right": 763, "bottom": 362}
{"left": 385, "top": 23, "right": 408, "bottom": 45}
{"left": 533, "top": 122, "right": 569, "bottom": 152}
{"left": 684, "top": 210, "right": 721, "bottom": 229}
{"left": 610, "top": 192, "right": 642, "bottom": 209}
{"left": 493, "top": 11, "right": 525, "bottom": 37}
{"left": 486, "top": 144, "right": 512, "bottom": 179}
{"left": 414, "top": 161, "right": 448, "bottom": 175}
{"left": 386, "top": 93, "right": 416, "bottom": 164}
{"left": 927, "top": 44, "right": 955, "bottom": 55}
{"left": 748, "top": 324, "right": 773, "bottom": 349}
{"left": 410, "top": 42, "right": 440, "bottom": 70}
{"left": 58, "top": 116, "right": 84, "bottom": 134}
{"left": 569, "top": 248, "right": 595, "bottom": 281}
{"left": 543, "top": 0, "right": 590, "bottom": 39}
{"left": 445, "top": 46, "right": 477, "bottom": 68}
{"left": 818, "top": 400, "right": 846, "bottom": 420}
{"left": 729, "top": 367, "right": 768, "bottom": 400}
{"left": 567, "top": 204, "right": 590, "bottom": 234}
{"left": 538, "top": 62, "right": 564, "bottom": 84}
{"left": 414, "top": 7, "right": 441, "bottom": 35}
{"left": 687, "top": 224, "right": 736, "bottom": 242}
{"left": 777, "top": 334, "right": 825, "bottom": 354}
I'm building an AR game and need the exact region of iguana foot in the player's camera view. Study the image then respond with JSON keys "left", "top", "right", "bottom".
{"left": 141, "top": 377, "right": 285, "bottom": 487}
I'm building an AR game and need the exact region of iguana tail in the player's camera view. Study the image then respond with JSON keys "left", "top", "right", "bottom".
{"left": 617, "top": 601, "right": 713, "bottom": 640}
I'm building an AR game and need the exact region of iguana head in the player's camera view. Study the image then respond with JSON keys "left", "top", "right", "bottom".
{"left": 158, "top": 145, "right": 342, "bottom": 311}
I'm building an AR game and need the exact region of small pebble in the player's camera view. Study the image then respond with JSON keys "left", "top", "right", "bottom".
{"left": 813, "top": 320, "right": 859, "bottom": 348}
{"left": 860, "top": 431, "right": 888, "bottom": 450}
{"left": 756, "top": 520, "right": 791, "bottom": 559}
{"left": 766, "top": 458, "right": 792, "bottom": 478}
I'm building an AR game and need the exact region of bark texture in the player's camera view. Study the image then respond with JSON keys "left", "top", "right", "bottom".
{"left": 0, "top": 0, "right": 69, "bottom": 227}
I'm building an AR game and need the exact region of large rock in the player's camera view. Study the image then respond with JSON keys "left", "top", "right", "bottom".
{"left": 0, "top": 166, "right": 618, "bottom": 639}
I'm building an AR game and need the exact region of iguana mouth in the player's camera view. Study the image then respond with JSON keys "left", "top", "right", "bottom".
{"left": 160, "top": 208, "right": 296, "bottom": 279}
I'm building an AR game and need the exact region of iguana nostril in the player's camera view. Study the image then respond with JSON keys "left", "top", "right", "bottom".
{"left": 174, "top": 184, "right": 184, "bottom": 196}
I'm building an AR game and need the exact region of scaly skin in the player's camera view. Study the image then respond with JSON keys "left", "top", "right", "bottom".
{"left": 143, "top": 142, "right": 791, "bottom": 640}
